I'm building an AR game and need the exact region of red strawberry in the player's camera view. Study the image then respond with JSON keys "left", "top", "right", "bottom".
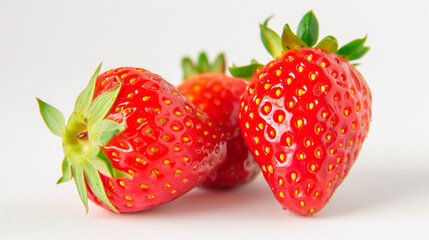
{"left": 230, "top": 11, "right": 372, "bottom": 215}
{"left": 37, "top": 64, "right": 226, "bottom": 213}
{"left": 178, "top": 53, "right": 259, "bottom": 189}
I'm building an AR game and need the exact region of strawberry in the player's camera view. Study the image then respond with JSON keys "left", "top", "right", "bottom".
{"left": 178, "top": 53, "right": 259, "bottom": 189}
{"left": 37, "top": 64, "right": 226, "bottom": 213}
{"left": 230, "top": 11, "right": 372, "bottom": 215}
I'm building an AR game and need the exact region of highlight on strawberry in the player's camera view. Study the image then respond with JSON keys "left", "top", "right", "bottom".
{"left": 37, "top": 64, "right": 227, "bottom": 213}
{"left": 230, "top": 11, "right": 372, "bottom": 215}
{"left": 178, "top": 53, "right": 260, "bottom": 189}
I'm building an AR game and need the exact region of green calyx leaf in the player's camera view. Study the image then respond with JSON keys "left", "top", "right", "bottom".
{"left": 255, "top": 11, "right": 369, "bottom": 64}
{"left": 90, "top": 119, "right": 125, "bottom": 146}
{"left": 281, "top": 24, "right": 308, "bottom": 51}
{"left": 297, "top": 11, "right": 319, "bottom": 47}
{"left": 182, "top": 52, "right": 226, "bottom": 79}
{"left": 260, "top": 16, "right": 283, "bottom": 58}
{"left": 37, "top": 98, "right": 66, "bottom": 137}
{"left": 74, "top": 62, "right": 102, "bottom": 115}
{"left": 38, "top": 63, "right": 131, "bottom": 214}
{"left": 86, "top": 80, "right": 121, "bottom": 126}
{"left": 315, "top": 36, "right": 339, "bottom": 53}
{"left": 337, "top": 35, "right": 369, "bottom": 61}
{"left": 229, "top": 59, "right": 264, "bottom": 80}
{"left": 57, "top": 156, "right": 72, "bottom": 184}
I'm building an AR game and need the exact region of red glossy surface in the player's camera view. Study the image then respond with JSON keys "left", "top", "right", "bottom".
{"left": 239, "top": 49, "right": 372, "bottom": 215}
{"left": 86, "top": 68, "right": 227, "bottom": 212}
{"left": 178, "top": 73, "right": 259, "bottom": 189}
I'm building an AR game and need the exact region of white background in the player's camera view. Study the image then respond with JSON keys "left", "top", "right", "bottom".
{"left": 1, "top": 0, "right": 429, "bottom": 239}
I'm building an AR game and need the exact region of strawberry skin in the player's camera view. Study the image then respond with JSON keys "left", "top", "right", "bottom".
{"left": 239, "top": 48, "right": 371, "bottom": 215}
{"left": 232, "top": 11, "right": 372, "bottom": 215}
{"left": 178, "top": 72, "right": 259, "bottom": 189}
{"left": 38, "top": 66, "right": 226, "bottom": 213}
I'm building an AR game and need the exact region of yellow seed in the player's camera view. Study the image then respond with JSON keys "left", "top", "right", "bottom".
{"left": 119, "top": 181, "right": 127, "bottom": 187}
{"left": 150, "top": 147, "right": 159, "bottom": 152}
{"left": 344, "top": 157, "right": 348, "bottom": 163}
{"left": 109, "top": 181, "right": 114, "bottom": 188}
{"left": 298, "top": 89, "right": 304, "bottom": 96}
{"left": 279, "top": 178, "right": 284, "bottom": 185}
{"left": 182, "top": 178, "right": 188, "bottom": 183}
{"left": 352, "top": 123, "right": 356, "bottom": 130}
{"left": 328, "top": 164, "right": 333, "bottom": 171}
{"left": 344, "top": 109, "right": 349, "bottom": 116}
{"left": 244, "top": 105, "right": 249, "bottom": 112}
{"left": 340, "top": 128, "right": 345, "bottom": 134}
{"left": 120, "top": 73, "right": 128, "bottom": 79}
{"left": 147, "top": 195, "right": 155, "bottom": 199}
{"left": 320, "top": 62, "right": 326, "bottom": 68}
{"left": 136, "top": 157, "right": 144, "bottom": 163}
{"left": 288, "top": 101, "right": 294, "bottom": 108}
{"left": 259, "top": 73, "right": 267, "bottom": 79}
{"left": 174, "top": 146, "right": 180, "bottom": 152}
{"left": 305, "top": 139, "right": 311, "bottom": 147}
{"left": 129, "top": 78, "right": 137, "bottom": 84}
{"left": 298, "top": 66, "right": 304, "bottom": 72}
{"left": 265, "top": 147, "right": 271, "bottom": 154}
{"left": 310, "top": 73, "right": 316, "bottom": 80}
{"left": 329, "top": 148, "right": 334, "bottom": 154}
{"left": 255, "top": 98, "right": 261, "bottom": 105}
{"left": 185, "top": 122, "right": 191, "bottom": 127}
{"left": 270, "top": 130, "right": 275, "bottom": 136}
{"left": 152, "top": 170, "right": 160, "bottom": 175}
{"left": 334, "top": 174, "right": 339, "bottom": 180}
{"left": 137, "top": 118, "right": 145, "bottom": 123}
{"left": 310, "top": 164, "right": 316, "bottom": 171}
{"left": 128, "top": 169, "right": 135, "bottom": 175}
{"left": 278, "top": 114, "right": 284, "bottom": 123}
{"left": 175, "top": 169, "right": 182, "bottom": 174}
{"left": 258, "top": 123, "right": 264, "bottom": 130}
{"left": 317, "top": 127, "right": 321, "bottom": 133}
{"left": 320, "top": 85, "right": 326, "bottom": 92}
{"left": 327, "top": 182, "right": 332, "bottom": 188}
{"left": 172, "top": 126, "right": 179, "bottom": 131}
{"left": 126, "top": 203, "right": 133, "bottom": 207}
{"left": 279, "top": 191, "right": 285, "bottom": 198}
{"left": 310, "top": 208, "right": 315, "bottom": 214}
{"left": 294, "top": 189, "right": 299, "bottom": 196}
{"left": 264, "top": 105, "right": 270, "bottom": 113}
{"left": 286, "top": 136, "right": 292, "bottom": 146}
{"left": 249, "top": 112, "right": 254, "bottom": 119}
{"left": 112, "top": 152, "right": 118, "bottom": 157}
{"left": 127, "top": 92, "right": 135, "bottom": 98}
{"left": 287, "top": 78, "right": 292, "bottom": 85}
{"left": 315, "top": 191, "right": 319, "bottom": 197}
{"left": 298, "top": 153, "right": 304, "bottom": 160}
{"left": 336, "top": 157, "right": 341, "bottom": 163}
{"left": 142, "top": 96, "right": 151, "bottom": 101}
{"left": 125, "top": 196, "right": 132, "bottom": 200}
{"left": 245, "top": 122, "right": 250, "bottom": 129}
{"left": 262, "top": 165, "right": 266, "bottom": 172}
{"left": 326, "top": 135, "right": 332, "bottom": 141}
{"left": 307, "top": 182, "right": 311, "bottom": 189}
{"left": 171, "top": 190, "right": 177, "bottom": 194}
{"left": 183, "top": 136, "right": 190, "bottom": 142}
{"left": 268, "top": 165, "right": 273, "bottom": 173}
{"left": 276, "top": 70, "right": 282, "bottom": 76}
{"left": 300, "top": 201, "right": 305, "bottom": 206}
{"left": 279, "top": 153, "right": 285, "bottom": 162}
{"left": 164, "top": 184, "right": 171, "bottom": 188}
{"left": 254, "top": 137, "right": 259, "bottom": 144}
{"left": 349, "top": 139, "right": 354, "bottom": 146}
{"left": 322, "top": 112, "right": 327, "bottom": 118}
{"left": 183, "top": 156, "right": 190, "bottom": 162}
{"left": 316, "top": 150, "right": 321, "bottom": 157}
{"left": 255, "top": 150, "right": 260, "bottom": 156}
{"left": 296, "top": 119, "right": 303, "bottom": 128}
{"left": 153, "top": 108, "right": 160, "bottom": 112}
{"left": 308, "top": 102, "right": 314, "bottom": 109}
{"left": 306, "top": 55, "right": 313, "bottom": 61}
{"left": 172, "top": 92, "right": 179, "bottom": 96}
{"left": 264, "top": 83, "right": 271, "bottom": 90}
{"left": 291, "top": 172, "right": 297, "bottom": 181}
{"left": 275, "top": 89, "right": 282, "bottom": 97}
{"left": 164, "top": 99, "right": 172, "bottom": 105}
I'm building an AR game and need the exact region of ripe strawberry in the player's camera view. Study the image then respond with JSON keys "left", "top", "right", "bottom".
{"left": 37, "top": 64, "right": 226, "bottom": 213}
{"left": 230, "top": 11, "right": 372, "bottom": 215}
{"left": 178, "top": 53, "right": 259, "bottom": 189}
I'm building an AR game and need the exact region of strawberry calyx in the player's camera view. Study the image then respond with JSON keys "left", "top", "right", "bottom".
{"left": 37, "top": 63, "right": 130, "bottom": 214}
{"left": 229, "top": 11, "right": 369, "bottom": 78}
{"left": 182, "top": 52, "right": 226, "bottom": 79}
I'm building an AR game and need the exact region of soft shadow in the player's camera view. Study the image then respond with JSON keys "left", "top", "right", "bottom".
{"left": 319, "top": 158, "right": 429, "bottom": 217}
